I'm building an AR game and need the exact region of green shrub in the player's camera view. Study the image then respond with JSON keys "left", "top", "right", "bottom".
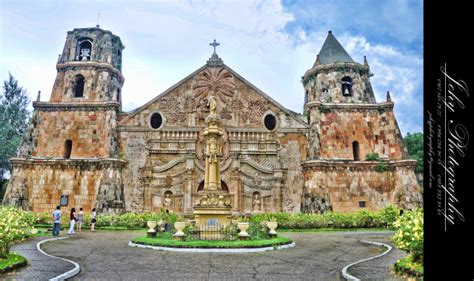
{"left": 392, "top": 209, "right": 423, "bottom": 262}
{"left": 365, "top": 152, "right": 380, "bottom": 161}
{"left": 30, "top": 206, "right": 403, "bottom": 232}
{"left": 394, "top": 254, "right": 424, "bottom": 277}
{"left": 0, "top": 252, "right": 27, "bottom": 273}
{"left": 249, "top": 206, "right": 400, "bottom": 230}
{"left": 0, "top": 206, "right": 34, "bottom": 258}
{"left": 375, "top": 162, "right": 388, "bottom": 172}
{"left": 319, "top": 105, "right": 331, "bottom": 113}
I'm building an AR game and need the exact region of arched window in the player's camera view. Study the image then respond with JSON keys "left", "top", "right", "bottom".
{"left": 116, "top": 88, "right": 121, "bottom": 102}
{"left": 342, "top": 76, "right": 353, "bottom": 96}
{"left": 78, "top": 40, "right": 92, "bottom": 61}
{"left": 352, "top": 141, "right": 360, "bottom": 161}
{"left": 74, "top": 75, "right": 85, "bottom": 97}
{"left": 197, "top": 180, "right": 229, "bottom": 192}
{"left": 64, "top": 140, "right": 72, "bottom": 159}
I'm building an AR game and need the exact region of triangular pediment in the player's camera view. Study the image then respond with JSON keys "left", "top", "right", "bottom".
{"left": 120, "top": 63, "right": 307, "bottom": 129}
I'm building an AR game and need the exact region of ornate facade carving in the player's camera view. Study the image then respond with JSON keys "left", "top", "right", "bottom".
{"left": 3, "top": 28, "right": 421, "bottom": 214}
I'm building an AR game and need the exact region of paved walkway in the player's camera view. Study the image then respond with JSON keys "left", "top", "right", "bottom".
{"left": 35, "top": 230, "right": 405, "bottom": 280}
{"left": 3, "top": 236, "right": 75, "bottom": 281}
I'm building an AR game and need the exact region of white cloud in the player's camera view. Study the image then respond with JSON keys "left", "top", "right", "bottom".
{"left": 0, "top": 1, "right": 422, "bottom": 135}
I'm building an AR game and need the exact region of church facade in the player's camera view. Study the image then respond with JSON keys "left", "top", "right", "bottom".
{"left": 3, "top": 27, "right": 422, "bottom": 214}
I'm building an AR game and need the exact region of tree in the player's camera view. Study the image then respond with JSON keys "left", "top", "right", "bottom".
{"left": 0, "top": 73, "right": 30, "bottom": 182}
{"left": 404, "top": 132, "right": 423, "bottom": 174}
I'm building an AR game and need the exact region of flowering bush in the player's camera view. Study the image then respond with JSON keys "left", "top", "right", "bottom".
{"left": 0, "top": 206, "right": 34, "bottom": 258}
{"left": 94, "top": 210, "right": 183, "bottom": 229}
{"left": 392, "top": 208, "right": 423, "bottom": 262}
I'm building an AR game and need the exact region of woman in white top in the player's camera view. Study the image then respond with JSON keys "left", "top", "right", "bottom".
{"left": 68, "top": 208, "right": 76, "bottom": 235}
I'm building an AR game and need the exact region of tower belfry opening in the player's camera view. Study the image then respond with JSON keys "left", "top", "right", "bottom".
{"left": 78, "top": 40, "right": 92, "bottom": 61}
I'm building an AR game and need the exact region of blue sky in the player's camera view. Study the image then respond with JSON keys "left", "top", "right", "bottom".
{"left": 0, "top": 0, "right": 423, "bottom": 135}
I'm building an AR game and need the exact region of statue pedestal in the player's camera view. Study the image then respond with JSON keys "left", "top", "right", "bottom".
{"left": 193, "top": 206, "right": 232, "bottom": 226}
{"left": 193, "top": 191, "right": 232, "bottom": 226}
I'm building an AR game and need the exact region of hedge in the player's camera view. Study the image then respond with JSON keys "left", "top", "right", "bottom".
{"left": 250, "top": 206, "right": 401, "bottom": 229}
{"left": 30, "top": 206, "right": 401, "bottom": 230}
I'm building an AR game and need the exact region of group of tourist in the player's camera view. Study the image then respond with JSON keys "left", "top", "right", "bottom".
{"left": 51, "top": 205, "right": 97, "bottom": 236}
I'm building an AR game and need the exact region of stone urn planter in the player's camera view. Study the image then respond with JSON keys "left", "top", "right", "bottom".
{"left": 237, "top": 222, "right": 250, "bottom": 239}
{"left": 147, "top": 221, "right": 157, "bottom": 237}
{"left": 266, "top": 221, "right": 278, "bottom": 237}
{"left": 30, "top": 227, "right": 39, "bottom": 235}
{"left": 173, "top": 222, "right": 186, "bottom": 240}
{"left": 157, "top": 219, "right": 165, "bottom": 232}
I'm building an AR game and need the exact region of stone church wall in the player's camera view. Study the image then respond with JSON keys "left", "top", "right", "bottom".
{"left": 302, "top": 160, "right": 421, "bottom": 213}
{"left": 5, "top": 159, "right": 125, "bottom": 213}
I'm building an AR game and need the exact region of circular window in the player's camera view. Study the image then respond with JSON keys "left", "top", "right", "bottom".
{"left": 150, "top": 112, "right": 163, "bottom": 129}
{"left": 264, "top": 114, "right": 277, "bottom": 131}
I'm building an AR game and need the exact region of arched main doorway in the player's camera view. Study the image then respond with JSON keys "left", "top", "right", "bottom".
{"left": 197, "top": 180, "right": 229, "bottom": 192}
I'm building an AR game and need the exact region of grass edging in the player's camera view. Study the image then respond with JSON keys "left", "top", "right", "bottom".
{"left": 131, "top": 236, "right": 293, "bottom": 249}
{"left": 0, "top": 253, "right": 27, "bottom": 274}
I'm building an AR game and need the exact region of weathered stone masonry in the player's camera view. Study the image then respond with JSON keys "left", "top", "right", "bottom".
{"left": 3, "top": 28, "right": 422, "bottom": 214}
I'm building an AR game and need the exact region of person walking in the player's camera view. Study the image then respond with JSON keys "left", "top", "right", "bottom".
{"left": 90, "top": 208, "right": 97, "bottom": 232}
{"left": 52, "top": 205, "right": 62, "bottom": 236}
{"left": 77, "top": 207, "right": 84, "bottom": 232}
{"left": 68, "top": 208, "right": 76, "bottom": 235}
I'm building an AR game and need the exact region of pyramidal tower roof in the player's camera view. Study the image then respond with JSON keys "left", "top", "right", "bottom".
{"left": 317, "top": 31, "right": 354, "bottom": 64}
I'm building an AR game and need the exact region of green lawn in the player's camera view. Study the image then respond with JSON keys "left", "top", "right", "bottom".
{"left": 0, "top": 253, "right": 27, "bottom": 273}
{"left": 132, "top": 236, "right": 293, "bottom": 248}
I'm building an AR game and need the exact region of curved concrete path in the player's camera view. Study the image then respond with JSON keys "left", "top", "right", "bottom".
{"left": 3, "top": 236, "right": 76, "bottom": 281}
{"left": 35, "top": 230, "right": 404, "bottom": 280}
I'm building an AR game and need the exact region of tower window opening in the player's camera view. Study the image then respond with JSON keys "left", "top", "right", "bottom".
{"left": 64, "top": 140, "right": 72, "bottom": 159}
{"left": 74, "top": 75, "right": 85, "bottom": 97}
{"left": 78, "top": 40, "right": 92, "bottom": 61}
{"left": 352, "top": 141, "right": 360, "bottom": 161}
{"left": 342, "top": 76, "right": 353, "bottom": 96}
{"left": 117, "top": 88, "right": 121, "bottom": 101}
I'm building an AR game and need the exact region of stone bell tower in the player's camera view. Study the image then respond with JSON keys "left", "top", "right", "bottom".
{"left": 301, "top": 31, "right": 421, "bottom": 212}
{"left": 50, "top": 27, "right": 124, "bottom": 106}
{"left": 3, "top": 27, "right": 126, "bottom": 214}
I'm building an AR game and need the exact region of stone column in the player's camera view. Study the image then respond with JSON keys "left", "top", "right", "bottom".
{"left": 273, "top": 170, "right": 284, "bottom": 212}
{"left": 185, "top": 156, "right": 194, "bottom": 214}
{"left": 231, "top": 163, "right": 241, "bottom": 213}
